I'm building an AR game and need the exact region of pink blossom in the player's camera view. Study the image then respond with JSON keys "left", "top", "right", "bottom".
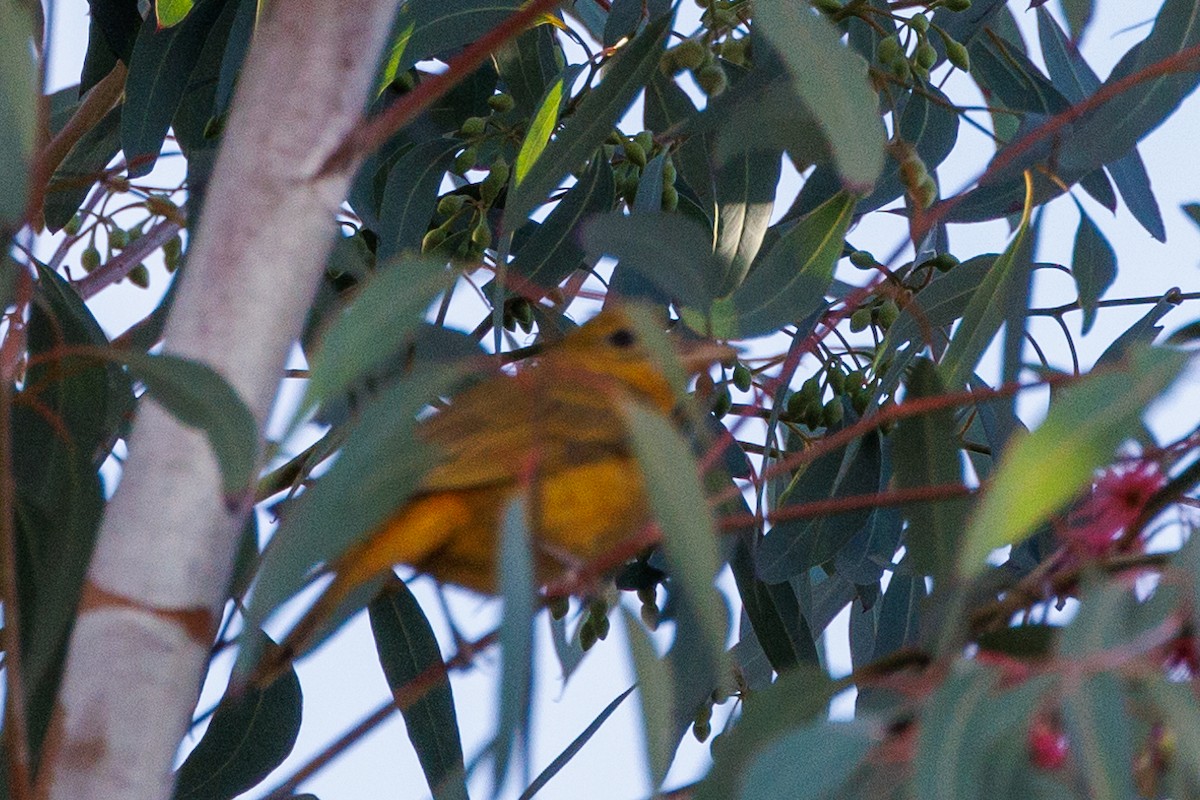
{"left": 1062, "top": 461, "right": 1166, "bottom": 557}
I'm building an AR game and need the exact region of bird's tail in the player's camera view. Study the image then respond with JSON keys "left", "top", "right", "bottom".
{"left": 248, "top": 493, "right": 465, "bottom": 686}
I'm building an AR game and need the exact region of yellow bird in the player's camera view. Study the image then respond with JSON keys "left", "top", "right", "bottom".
{"left": 262, "top": 305, "right": 731, "bottom": 677}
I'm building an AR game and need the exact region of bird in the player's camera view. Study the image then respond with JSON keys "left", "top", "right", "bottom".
{"left": 257, "top": 305, "right": 732, "bottom": 680}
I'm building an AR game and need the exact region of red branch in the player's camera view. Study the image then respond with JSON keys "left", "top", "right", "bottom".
{"left": 917, "top": 40, "right": 1200, "bottom": 241}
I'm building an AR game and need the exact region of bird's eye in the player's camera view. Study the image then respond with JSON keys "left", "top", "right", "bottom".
{"left": 607, "top": 328, "right": 637, "bottom": 348}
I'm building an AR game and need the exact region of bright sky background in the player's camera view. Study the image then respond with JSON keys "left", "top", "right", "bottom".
{"left": 35, "top": 1, "right": 1200, "bottom": 799}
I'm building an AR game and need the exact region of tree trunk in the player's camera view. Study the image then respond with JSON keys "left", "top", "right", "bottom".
{"left": 36, "top": 3, "right": 398, "bottom": 798}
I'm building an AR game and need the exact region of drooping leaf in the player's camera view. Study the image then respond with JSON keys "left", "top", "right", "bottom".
{"left": 1061, "top": 673, "right": 1136, "bottom": 800}
{"left": 607, "top": 155, "right": 675, "bottom": 305}
{"left": 732, "top": 191, "right": 855, "bottom": 339}
{"left": 495, "top": 24, "right": 561, "bottom": 118}
{"left": 173, "top": 634, "right": 302, "bottom": 800}
{"left": 118, "top": 351, "right": 258, "bottom": 497}
{"left": 237, "top": 361, "right": 469, "bottom": 676}
{"left": 1058, "top": 0, "right": 1200, "bottom": 179}
{"left": 1071, "top": 207, "right": 1117, "bottom": 335}
{"left": 622, "top": 401, "right": 726, "bottom": 662}
{"left": 730, "top": 536, "right": 819, "bottom": 674}
{"left": 296, "top": 256, "right": 454, "bottom": 429}
{"left": 378, "top": 0, "right": 523, "bottom": 88}
{"left": 712, "top": 149, "right": 780, "bottom": 295}
{"left": 892, "top": 360, "right": 968, "bottom": 580}
{"left": 738, "top": 720, "right": 872, "bottom": 800}
{"left": 121, "top": 0, "right": 231, "bottom": 177}
{"left": 625, "top": 608, "right": 676, "bottom": 791}
{"left": 368, "top": 580, "right": 467, "bottom": 800}
{"left": 752, "top": 0, "right": 885, "bottom": 191}
{"left": 914, "top": 663, "right": 1052, "bottom": 800}
{"left": 156, "top": 0, "right": 195, "bottom": 28}
{"left": 510, "top": 156, "right": 614, "bottom": 293}
{"left": 756, "top": 427, "right": 882, "bottom": 581}
{"left": 694, "top": 665, "right": 835, "bottom": 800}
{"left": 504, "top": 12, "right": 673, "bottom": 229}
{"left": 0, "top": 0, "right": 37, "bottom": 228}
{"left": 941, "top": 180, "right": 1034, "bottom": 389}
{"left": 493, "top": 496, "right": 536, "bottom": 789}
{"left": 957, "top": 347, "right": 1189, "bottom": 577}
{"left": 377, "top": 139, "right": 461, "bottom": 259}
{"left": 517, "top": 686, "right": 636, "bottom": 800}
{"left": 1036, "top": 8, "right": 1164, "bottom": 241}
{"left": 44, "top": 103, "right": 123, "bottom": 232}
{"left": 582, "top": 212, "right": 721, "bottom": 311}
{"left": 513, "top": 74, "right": 564, "bottom": 187}
{"left": 1094, "top": 294, "right": 1177, "bottom": 369}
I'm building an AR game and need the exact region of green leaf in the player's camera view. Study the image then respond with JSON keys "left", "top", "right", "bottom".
{"left": 118, "top": 351, "right": 259, "bottom": 497}
{"left": 493, "top": 496, "right": 536, "bottom": 789}
{"left": 510, "top": 156, "right": 614, "bottom": 293}
{"left": 1061, "top": 673, "right": 1136, "bottom": 800}
{"left": 377, "top": 139, "right": 461, "bottom": 259}
{"left": 0, "top": 0, "right": 37, "bottom": 228}
{"left": 621, "top": 401, "right": 726, "bottom": 658}
{"left": 756, "top": 428, "right": 882, "bottom": 581}
{"left": 495, "top": 24, "right": 561, "bottom": 118}
{"left": 1144, "top": 676, "right": 1200, "bottom": 788}
{"left": 884, "top": 255, "right": 998, "bottom": 348}
{"left": 514, "top": 75, "right": 564, "bottom": 186}
{"left": 732, "top": 191, "right": 855, "bottom": 339}
{"left": 12, "top": 415, "right": 104, "bottom": 765}
{"left": 730, "top": 536, "right": 819, "bottom": 674}
{"left": 517, "top": 686, "right": 635, "bottom": 800}
{"left": 173, "top": 633, "right": 302, "bottom": 800}
{"left": 914, "top": 663, "right": 1052, "bottom": 800}
{"left": 624, "top": 607, "right": 676, "bottom": 790}
{"left": 752, "top": 0, "right": 885, "bottom": 191}
{"left": 582, "top": 212, "right": 721, "bottom": 311}
{"left": 957, "top": 347, "right": 1189, "bottom": 577}
{"left": 27, "top": 261, "right": 134, "bottom": 461}
{"left": 237, "top": 361, "right": 468, "bottom": 676}
{"left": 369, "top": 580, "right": 467, "bottom": 800}
{"left": 712, "top": 149, "right": 781, "bottom": 295}
{"left": 644, "top": 69, "right": 712, "bottom": 213}
{"left": 1037, "top": 8, "right": 1164, "bottom": 241}
{"left": 607, "top": 156, "right": 673, "bottom": 303}
{"left": 694, "top": 665, "right": 835, "bottom": 800}
{"left": 122, "top": 0, "right": 230, "bottom": 177}
{"left": 738, "top": 720, "right": 872, "bottom": 800}
{"left": 892, "top": 360, "right": 969, "bottom": 580}
{"left": 156, "top": 0, "right": 195, "bottom": 28}
{"left": 296, "top": 256, "right": 454, "bottom": 430}
{"left": 1058, "top": 0, "right": 1200, "bottom": 178}
{"left": 504, "top": 12, "right": 672, "bottom": 229}
{"left": 941, "top": 188, "right": 1034, "bottom": 390}
{"left": 1094, "top": 294, "right": 1176, "bottom": 369}
{"left": 378, "top": 0, "right": 523, "bottom": 86}
{"left": 1071, "top": 207, "right": 1117, "bottom": 336}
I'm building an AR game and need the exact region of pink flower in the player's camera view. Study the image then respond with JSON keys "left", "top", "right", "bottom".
{"left": 1062, "top": 461, "right": 1166, "bottom": 557}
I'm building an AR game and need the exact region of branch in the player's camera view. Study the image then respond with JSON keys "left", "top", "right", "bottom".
{"left": 36, "top": 3, "right": 401, "bottom": 799}
{"left": 25, "top": 63, "right": 127, "bottom": 226}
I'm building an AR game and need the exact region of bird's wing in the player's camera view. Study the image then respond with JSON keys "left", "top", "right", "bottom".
{"left": 418, "top": 372, "right": 631, "bottom": 492}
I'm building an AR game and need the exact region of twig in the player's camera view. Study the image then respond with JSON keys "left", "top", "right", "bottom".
{"left": 73, "top": 218, "right": 182, "bottom": 299}
{"left": 262, "top": 628, "right": 499, "bottom": 798}
{"left": 26, "top": 63, "right": 128, "bottom": 225}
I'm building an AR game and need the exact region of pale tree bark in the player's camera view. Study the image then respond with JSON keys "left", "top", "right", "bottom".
{"left": 36, "top": 2, "right": 399, "bottom": 799}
